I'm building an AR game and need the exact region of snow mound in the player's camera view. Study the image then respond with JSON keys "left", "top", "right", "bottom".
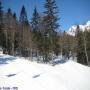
{"left": 0, "top": 54, "right": 90, "bottom": 90}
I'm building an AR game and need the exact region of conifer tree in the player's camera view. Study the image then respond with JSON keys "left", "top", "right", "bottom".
{"left": 10, "top": 13, "right": 17, "bottom": 55}
{"left": 19, "top": 5, "right": 29, "bottom": 55}
{"left": 31, "top": 7, "right": 40, "bottom": 31}
{"left": 0, "top": 1, "right": 5, "bottom": 48}
{"left": 86, "top": 30, "right": 90, "bottom": 65}
{"left": 31, "top": 7, "right": 43, "bottom": 59}
{"left": 31, "top": 7, "right": 40, "bottom": 47}
{"left": 19, "top": 6, "right": 28, "bottom": 23}
{"left": 6, "top": 8, "right": 14, "bottom": 54}
{"left": 43, "top": 0, "right": 59, "bottom": 61}
{"left": 13, "top": 13, "right": 19, "bottom": 54}
{"left": 76, "top": 26, "right": 87, "bottom": 65}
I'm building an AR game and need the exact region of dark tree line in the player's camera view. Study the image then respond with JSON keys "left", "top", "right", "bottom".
{"left": 60, "top": 25, "right": 90, "bottom": 66}
{"left": 75, "top": 26, "right": 90, "bottom": 66}
{"left": 0, "top": 0, "right": 60, "bottom": 62}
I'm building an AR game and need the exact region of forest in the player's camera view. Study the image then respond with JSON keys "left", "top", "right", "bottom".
{"left": 0, "top": 0, "right": 90, "bottom": 66}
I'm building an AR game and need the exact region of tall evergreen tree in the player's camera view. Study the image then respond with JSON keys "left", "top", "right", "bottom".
{"left": 6, "top": 8, "right": 14, "bottom": 54}
{"left": 31, "top": 7, "right": 44, "bottom": 59}
{"left": 86, "top": 30, "right": 90, "bottom": 65}
{"left": 76, "top": 25, "right": 87, "bottom": 65}
{"left": 31, "top": 7, "right": 40, "bottom": 49}
{"left": 43, "top": 0, "right": 59, "bottom": 61}
{"left": 19, "top": 5, "right": 28, "bottom": 23}
{"left": 19, "top": 5, "right": 29, "bottom": 56}
{"left": 0, "top": 1, "right": 5, "bottom": 48}
{"left": 10, "top": 12, "right": 17, "bottom": 55}
{"left": 13, "top": 13, "right": 19, "bottom": 52}
{"left": 0, "top": 1, "right": 3, "bottom": 25}
{"left": 31, "top": 7, "right": 40, "bottom": 31}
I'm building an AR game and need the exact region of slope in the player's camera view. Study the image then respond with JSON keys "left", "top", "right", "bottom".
{"left": 0, "top": 54, "right": 90, "bottom": 90}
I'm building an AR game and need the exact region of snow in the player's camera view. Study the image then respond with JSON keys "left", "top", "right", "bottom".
{"left": 0, "top": 54, "right": 90, "bottom": 90}
{"left": 86, "top": 20, "right": 90, "bottom": 26}
{"left": 67, "top": 20, "right": 90, "bottom": 36}
{"left": 66, "top": 25, "right": 77, "bottom": 36}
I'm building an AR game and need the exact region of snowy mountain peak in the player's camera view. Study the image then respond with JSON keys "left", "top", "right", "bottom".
{"left": 67, "top": 20, "right": 90, "bottom": 36}
{"left": 86, "top": 20, "right": 90, "bottom": 26}
{"left": 67, "top": 25, "right": 77, "bottom": 36}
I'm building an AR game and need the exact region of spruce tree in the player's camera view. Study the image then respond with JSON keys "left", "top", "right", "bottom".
{"left": 86, "top": 30, "right": 90, "bottom": 65}
{"left": 0, "top": 1, "right": 5, "bottom": 48}
{"left": 31, "top": 7, "right": 43, "bottom": 59}
{"left": 43, "top": 0, "right": 59, "bottom": 61}
{"left": 0, "top": 1, "right": 3, "bottom": 28}
{"left": 10, "top": 12, "right": 17, "bottom": 55}
{"left": 31, "top": 7, "right": 40, "bottom": 31}
{"left": 13, "top": 13, "right": 19, "bottom": 52}
{"left": 31, "top": 7, "right": 41, "bottom": 47}
{"left": 6, "top": 8, "right": 13, "bottom": 54}
{"left": 19, "top": 5, "right": 29, "bottom": 55}
{"left": 19, "top": 6, "right": 28, "bottom": 23}
{"left": 76, "top": 26, "right": 87, "bottom": 65}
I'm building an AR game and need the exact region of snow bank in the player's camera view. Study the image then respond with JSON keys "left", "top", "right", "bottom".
{"left": 0, "top": 54, "right": 90, "bottom": 90}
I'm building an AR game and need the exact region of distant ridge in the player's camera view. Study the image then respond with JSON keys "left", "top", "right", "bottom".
{"left": 66, "top": 20, "right": 90, "bottom": 36}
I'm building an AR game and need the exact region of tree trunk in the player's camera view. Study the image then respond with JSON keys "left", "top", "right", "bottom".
{"left": 83, "top": 32, "right": 89, "bottom": 66}
{"left": 11, "top": 42, "right": 14, "bottom": 55}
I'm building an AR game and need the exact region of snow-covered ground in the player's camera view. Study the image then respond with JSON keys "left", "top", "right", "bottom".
{"left": 0, "top": 54, "right": 90, "bottom": 90}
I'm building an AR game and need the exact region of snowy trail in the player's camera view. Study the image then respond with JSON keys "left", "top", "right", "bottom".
{"left": 0, "top": 54, "right": 90, "bottom": 90}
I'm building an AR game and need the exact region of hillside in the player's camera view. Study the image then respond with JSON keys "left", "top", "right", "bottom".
{"left": 0, "top": 54, "right": 90, "bottom": 90}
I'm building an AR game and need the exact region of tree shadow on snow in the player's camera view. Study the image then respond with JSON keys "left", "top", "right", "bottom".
{"left": 51, "top": 57, "right": 69, "bottom": 66}
{"left": 0, "top": 55, "right": 16, "bottom": 65}
{"left": 6, "top": 73, "right": 17, "bottom": 77}
{"left": 5, "top": 71, "right": 21, "bottom": 77}
{"left": 32, "top": 74, "right": 40, "bottom": 78}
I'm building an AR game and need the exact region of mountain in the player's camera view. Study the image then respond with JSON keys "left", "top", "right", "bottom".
{"left": 67, "top": 20, "right": 90, "bottom": 36}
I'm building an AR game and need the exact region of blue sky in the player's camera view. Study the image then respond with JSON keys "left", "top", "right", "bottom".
{"left": 2, "top": 0, "right": 90, "bottom": 31}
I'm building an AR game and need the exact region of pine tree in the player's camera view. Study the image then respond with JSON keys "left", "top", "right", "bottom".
{"left": 43, "top": 0, "right": 60, "bottom": 61}
{"left": 31, "top": 7, "right": 40, "bottom": 31}
{"left": 86, "top": 30, "right": 90, "bottom": 65}
{"left": 31, "top": 7, "right": 41, "bottom": 48}
{"left": 19, "top": 6, "right": 28, "bottom": 23}
{"left": 10, "top": 12, "right": 17, "bottom": 55}
{"left": 0, "top": 1, "right": 3, "bottom": 27}
{"left": 31, "top": 7, "right": 44, "bottom": 60}
{"left": 0, "top": 1, "right": 5, "bottom": 48}
{"left": 13, "top": 13, "right": 19, "bottom": 54}
{"left": 76, "top": 25, "right": 87, "bottom": 65}
{"left": 19, "top": 5, "right": 29, "bottom": 56}
{"left": 61, "top": 31, "right": 70, "bottom": 58}
{"left": 5, "top": 8, "right": 13, "bottom": 54}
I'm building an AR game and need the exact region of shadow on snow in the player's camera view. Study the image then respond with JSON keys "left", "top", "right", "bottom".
{"left": 0, "top": 55, "right": 16, "bottom": 65}
{"left": 32, "top": 74, "right": 40, "bottom": 78}
{"left": 6, "top": 73, "right": 17, "bottom": 77}
{"left": 50, "top": 57, "right": 69, "bottom": 66}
